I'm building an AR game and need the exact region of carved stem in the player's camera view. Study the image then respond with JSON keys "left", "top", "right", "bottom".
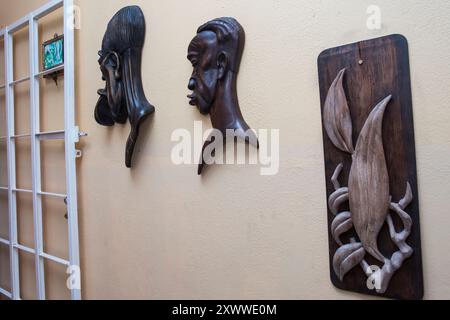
{"left": 329, "top": 164, "right": 349, "bottom": 215}
{"left": 375, "top": 184, "right": 413, "bottom": 293}
{"left": 331, "top": 163, "right": 344, "bottom": 190}
{"left": 357, "top": 183, "right": 414, "bottom": 294}
{"left": 331, "top": 164, "right": 414, "bottom": 293}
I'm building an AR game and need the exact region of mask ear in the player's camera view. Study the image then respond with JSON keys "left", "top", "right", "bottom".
{"left": 217, "top": 51, "right": 228, "bottom": 80}
{"left": 109, "top": 51, "right": 121, "bottom": 80}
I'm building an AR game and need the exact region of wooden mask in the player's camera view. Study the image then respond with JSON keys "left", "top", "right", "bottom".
{"left": 187, "top": 17, "right": 258, "bottom": 175}
{"left": 95, "top": 6, "right": 155, "bottom": 168}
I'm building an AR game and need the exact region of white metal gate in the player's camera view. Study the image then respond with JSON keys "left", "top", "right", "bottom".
{"left": 0, "top": 0, "right": 81, "bottom": 300}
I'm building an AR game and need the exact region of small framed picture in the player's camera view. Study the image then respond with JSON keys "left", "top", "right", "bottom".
{"left": 42, "top": 34, "right": 64, "bottom": 71}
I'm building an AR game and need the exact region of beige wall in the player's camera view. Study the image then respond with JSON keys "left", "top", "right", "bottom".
{"left": 1, "top": 0, "right": 450, "bottom": 300}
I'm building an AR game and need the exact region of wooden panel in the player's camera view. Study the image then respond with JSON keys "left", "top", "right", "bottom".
{"left": 318, "top": 34, "right": 423, "bottom": 300}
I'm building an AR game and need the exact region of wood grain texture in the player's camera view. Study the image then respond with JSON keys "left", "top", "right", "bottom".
{"left": 348, "top": 95, "right": 391, "bottom": 264}
{"left": 318, "top": 34, "right": 424, "bottom": 300}
{"left": 323, "top": 69, "right": 354, "bottom": 154}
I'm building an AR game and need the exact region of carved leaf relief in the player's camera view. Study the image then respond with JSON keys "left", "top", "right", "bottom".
{"left": 331, "top": 211, "right": 353, "bottom": 246}
{"left": 323, "top": 68, "right": 354, "bottom": 154}
{"left": 324, "top": 65, "right": 416, "bottom": 295}
{"left": 333, "top": 243, "right": 366, "bottom": 281}
{"left": 348, "top": 95, "right": 392, "bottom": 263}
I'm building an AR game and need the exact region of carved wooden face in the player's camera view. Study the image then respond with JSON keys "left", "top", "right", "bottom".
{"left": 187, "top": 31, "right": 222, "bottom": 115}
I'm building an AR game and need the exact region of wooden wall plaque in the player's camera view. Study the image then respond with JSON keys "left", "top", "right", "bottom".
{"left": 318, "top": 35, "right": 424, "bottom": 300}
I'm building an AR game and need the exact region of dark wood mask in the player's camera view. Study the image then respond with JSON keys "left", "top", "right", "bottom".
{"left": 95, "top": 6, "right": 155, "bottom": 168}
{"left": 187, "top": 17, "right": 258, "bottom": 175}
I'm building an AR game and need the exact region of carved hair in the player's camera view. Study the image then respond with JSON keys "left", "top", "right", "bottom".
{"left": 197, "top": 17, "right": 245, "bottom": 73}
{"left": 101, "top": 6, "right": 146, "bottom": 55}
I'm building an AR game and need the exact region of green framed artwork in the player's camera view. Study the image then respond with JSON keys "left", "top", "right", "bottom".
{"left": 42, "top": 34, "right": 64, "bottom": 71}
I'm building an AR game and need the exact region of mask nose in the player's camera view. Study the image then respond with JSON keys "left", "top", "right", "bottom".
{"left": 188, "top": 78, "right": 196, "bottom": 90}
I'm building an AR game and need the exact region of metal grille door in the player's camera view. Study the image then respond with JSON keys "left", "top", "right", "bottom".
{"left": 0, "top": 0, "right": 81, "bottom": 300}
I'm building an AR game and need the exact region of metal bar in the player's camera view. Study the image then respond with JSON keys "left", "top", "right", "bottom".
{"left": 15, "top": 244, "right": 36, "bottom": 255}
{"left": 0, "top": 84, "right": 5, "bottom": 90}
{"left": 11, "top": 133, "right": 31, "bottom": 139}
{"left": 40, "top": 252, "right": 70, "bottom": 266}
{"left": 38, "top": 191, "right": 67, "bottom": 199}
{"left": 0, "top": 33, "right": 10, "bottom": 302}
{"left": 35, "top": 64, "right": 64, "bottom": 78}
{"left": 7, "top": 15, "right": 29, "bottom": 34}
{"left": 0, "top": 238, "right": 10, "bottom": 246}
{"left": 0, "top": 287, "right": 12, "bottom": 299}
{"left": 29, "top": 15, "right": 46, "bottom": 300}
{"left": 5, "top": 25, "right": 21, "bottom": 301}
{"left": 32, "top": 0, "right": 64, "bottom": 20}
{"left": 12, "top": 188, "right": 33, "bottom": 194}
{"left": 36, "top": 130, "right": 65, "bottom": 140}
{"left": 9, "top": 76, "right": 30, "bottom": 87}
{"left": 64, "top": 0, "right": 81, "bottom": 301}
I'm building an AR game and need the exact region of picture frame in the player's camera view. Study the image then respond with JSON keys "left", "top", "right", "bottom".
{"left": 42, "top": 33, "right": 64, "bottom": 71}
{"left": 42, "top": 33, "right": 64, "bottom": 85}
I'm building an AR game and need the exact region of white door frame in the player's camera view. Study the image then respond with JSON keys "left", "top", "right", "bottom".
{"left": 0, "top": 0, "right": 81, "bottom": 300}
